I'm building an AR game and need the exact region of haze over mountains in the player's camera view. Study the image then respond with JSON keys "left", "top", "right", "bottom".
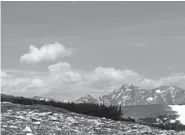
{"left": 75, "top": 84, "right": 185, "bottom": 106}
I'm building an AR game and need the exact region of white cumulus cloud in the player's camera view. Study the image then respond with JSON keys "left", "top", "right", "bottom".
{"left": 89, "top": 67, "right": 142, "bottom": 89}
{"left": 48, "top": 62, "right": 82, "bottom": 84}
{"left": 48, "top": 61, "right": 71, "bottom": 72}
{"left": 28, "top": 78, "right": 44, "bottom": 87}
{"left": 138, "top": 78, "right": 161, "bottom": 89}
{"left": 158, "top": 75, "right": 185, "bottom": 88}
{"left": 20, "top": 42, "right": 73, "bottom": 63}
{"left": 88, "top": 67, "right": 185, "bottom": 90}
{"left": 94, "top": 67, "right": 140, "bottom": 81}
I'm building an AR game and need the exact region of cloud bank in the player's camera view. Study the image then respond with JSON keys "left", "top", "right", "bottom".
{"left": 89, "top": 67, "right": 185, "bottom": 90}
{"left": 1, "top": 67, "right": 185, "bottom": 100}
{"left": 2, "top": 42, "right": 185, "bottom": 100}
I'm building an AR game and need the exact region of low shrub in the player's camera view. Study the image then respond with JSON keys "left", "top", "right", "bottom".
{"left": 138, "top": 114, "right": 185, "bottom": 131}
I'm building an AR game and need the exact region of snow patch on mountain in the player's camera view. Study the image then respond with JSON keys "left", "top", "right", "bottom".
{"left": 156, "top": 90, "right": 162, "bottom": 94}
{"left": 147, "top": 97, "right": 153, "bottom": 102}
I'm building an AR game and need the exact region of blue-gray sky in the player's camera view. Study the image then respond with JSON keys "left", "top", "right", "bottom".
{"left": 1, "top": 2, "right": 185, "bottom": 101}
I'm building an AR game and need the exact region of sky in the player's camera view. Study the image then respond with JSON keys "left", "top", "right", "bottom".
{"left": 1, "top": 2, "right": 185, "bottom": 101}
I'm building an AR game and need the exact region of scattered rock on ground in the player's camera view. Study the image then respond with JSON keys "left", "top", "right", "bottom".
{"left": 1, "top": 102, "right": 184, "bottom": 135}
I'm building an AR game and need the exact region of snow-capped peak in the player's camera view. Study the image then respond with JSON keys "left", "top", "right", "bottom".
{"left": 32, "top": 96, "right": 68, "bottom": 103}
{"left": 59, "top": 100, "right": 68, "bottom": 103}
{"left": 100, "top": 84, "right": 185, "bottom": 106}
{"left": 75, "top": 95, "right": 99, "bottom": 104}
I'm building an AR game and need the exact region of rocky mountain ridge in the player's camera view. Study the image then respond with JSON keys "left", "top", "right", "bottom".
{"left": 75, "top": 95, "right": 101, "bottom": 104}
{"left": 76, "top": 84, "right": 185, "bottom": 106}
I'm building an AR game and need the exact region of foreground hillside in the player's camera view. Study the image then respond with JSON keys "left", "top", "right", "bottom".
{"left": 1, "top": 102, "right": 185, "bottom": 135}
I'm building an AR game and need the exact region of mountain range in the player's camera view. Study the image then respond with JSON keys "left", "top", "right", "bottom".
{"left": 75, "top": 84, "right": 185, "bottom": 106}
{"left": 32, "top": 96, "right": 68, "bottom": 103}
